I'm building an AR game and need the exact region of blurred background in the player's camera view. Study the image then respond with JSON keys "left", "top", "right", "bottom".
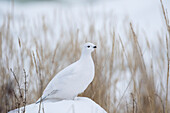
{"left": 0, "top": 0, "right": 170, "bottom": 113}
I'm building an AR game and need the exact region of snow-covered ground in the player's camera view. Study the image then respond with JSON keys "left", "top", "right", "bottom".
{"left": 0, "top": 0, "right": 170, "bottom": 111}
{"left": 9, "top": 97, "right": 107, "bottom": 113}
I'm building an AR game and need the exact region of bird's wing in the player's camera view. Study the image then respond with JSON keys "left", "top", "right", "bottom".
{"left": 41, "top": 61, "right": 78, "bottom": 99}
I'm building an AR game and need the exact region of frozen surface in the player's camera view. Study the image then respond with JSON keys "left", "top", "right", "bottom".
{"left": 0, "top": 0, "right": 170, "bottom": 107}
{"left": 9, "top": 97, "right": 107, "bottom": 113}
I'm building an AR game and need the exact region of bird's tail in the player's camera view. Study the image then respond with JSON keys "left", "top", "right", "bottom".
{"left": 35, "top": 99, "right": 41, "bottom": 104}
{"left": 35, "top": 96, "right": 47, "bottom": 104}
{"left": 36, "top": 90, "right": 58, "bottom": 104}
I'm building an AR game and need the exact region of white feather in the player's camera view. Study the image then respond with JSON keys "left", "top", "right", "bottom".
{"left": 36, "top": 42, "right": 96, "bottom": 103}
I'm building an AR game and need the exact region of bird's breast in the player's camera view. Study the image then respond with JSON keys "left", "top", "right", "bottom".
{"left": 73, "top": 59, "right": 95, "bottom": 91}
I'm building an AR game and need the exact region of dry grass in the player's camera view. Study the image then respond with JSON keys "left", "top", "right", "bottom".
{"left": 0, "top": 0, "right": 170, "bottom": 113}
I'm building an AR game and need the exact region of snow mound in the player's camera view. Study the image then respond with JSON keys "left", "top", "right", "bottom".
{"left": 9, "top": 97, "right": 107, "bottom": 113}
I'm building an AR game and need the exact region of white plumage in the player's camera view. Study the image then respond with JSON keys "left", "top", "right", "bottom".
{"left": 36, "top": 42, "right": 97, "bottom": 103}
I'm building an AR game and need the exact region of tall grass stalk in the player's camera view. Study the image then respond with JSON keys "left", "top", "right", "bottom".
{"left": 0, "top": 1, "right": 170, "bottom": 113}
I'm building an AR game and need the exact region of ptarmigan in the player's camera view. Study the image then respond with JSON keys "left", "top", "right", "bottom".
{"left": 36, "top": 42, "right": 97, "bottom": 104}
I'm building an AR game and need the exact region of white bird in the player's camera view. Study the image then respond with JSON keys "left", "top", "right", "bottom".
{"left": 36, "top": 42, "right": 97, "bottom": 104}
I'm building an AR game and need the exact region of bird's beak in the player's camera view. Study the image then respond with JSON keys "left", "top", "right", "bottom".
{"left": 93, "top": 46, "right": 97, "bottom": 48}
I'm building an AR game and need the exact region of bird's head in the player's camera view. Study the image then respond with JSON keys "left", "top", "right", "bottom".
{"left": 81, "top": 42, "right": 97, "bottom": 56}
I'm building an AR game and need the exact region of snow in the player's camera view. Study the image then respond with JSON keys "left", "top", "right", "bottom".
{"left": 0, "top": 0, "right": 170, "bottom": 109}
{"left": 8, "top": 97, "right": 107, "bottom": 113}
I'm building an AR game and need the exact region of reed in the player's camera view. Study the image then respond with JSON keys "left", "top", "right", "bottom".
{"left": 0, "top": 0, "right": 169, "bottom": 113}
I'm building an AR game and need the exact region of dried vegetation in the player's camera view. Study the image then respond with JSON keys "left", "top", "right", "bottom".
{"left": 0, "top": 0, "right": 170, "bottom": 113}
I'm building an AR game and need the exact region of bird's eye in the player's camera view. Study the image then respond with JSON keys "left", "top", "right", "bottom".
{"left": 87, "top": 46, "right": 90, "bottom": 48}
